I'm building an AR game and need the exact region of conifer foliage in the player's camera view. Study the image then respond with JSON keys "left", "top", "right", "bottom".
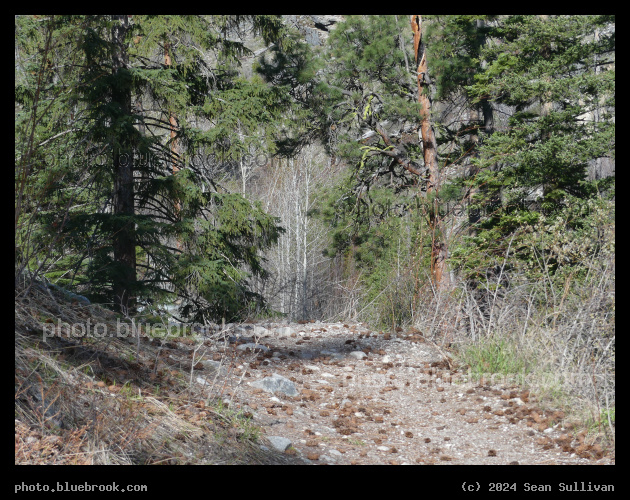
{"left": 15, "top": 15, "right": 289, "bottom": 322}
{"left": 451, "top": 15, "right": 615, "bottom": 279}
{"left": 15, "top": 15, "right": 615, "bottom": 323}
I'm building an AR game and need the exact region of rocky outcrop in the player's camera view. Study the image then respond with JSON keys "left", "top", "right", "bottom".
{"left": 283, "top": 15, "right": 344, "bottom": 46}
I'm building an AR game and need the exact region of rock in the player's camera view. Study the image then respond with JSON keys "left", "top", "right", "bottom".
{"left": 304, "top": 28, "right": 321, "bottom": 46}
{"left": 321, "top": 349, "right": 343, "bottom": 359}
{"left": 267, "top": 436, "right": 292, "bottom": 452}
{"left": 200, "top": 360, "right": 227, "bottom": 375}
{"left": 276, "top": 326, "right": 295, "bottom": 337}
{"left": 253, "top": 325, "right": 271, "bottom": 337}
{"left": 381, "top": 355, "right": 392, "bottom": 363}
{"left": 43, "top": 282, "right": 90, "bottom": 305}
{"left": 249, "top": 373, "right": 299, "bottom": 397}
{"left": 348, "top": 351, "right": 367, "bottom": 360}
{"left": 236, "top": 343, "right": 269, "bottom": 352}
{"left": 283, "top": 15, "right": 342, "bottom": 46}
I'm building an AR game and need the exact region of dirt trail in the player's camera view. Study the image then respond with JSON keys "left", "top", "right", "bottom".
{"left": 199, "top": 321, "right": 613, "bottom": 465}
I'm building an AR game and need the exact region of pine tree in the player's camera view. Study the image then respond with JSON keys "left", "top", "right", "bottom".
{"left": 411, "top": 15, "right": 448, "bottom": 288}
{"left": 452, "top": 15, "right": 615, "bottom": 280}
{"left": 303, "top": 16, "right": 429, "bottom": 261}
{"left": 15, "top": 15, "right": 291, "bottom": 322}
{"left": 307, "top": 15, "right": 464, "bottom": 295}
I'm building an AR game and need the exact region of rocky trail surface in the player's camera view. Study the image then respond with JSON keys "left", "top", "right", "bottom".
{"left": 186, "top": 321, "right": 613, "bottom": 465}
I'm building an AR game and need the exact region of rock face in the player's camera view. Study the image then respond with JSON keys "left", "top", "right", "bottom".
{"left": 283, "top": 15, "right": 344, "bottom": 46}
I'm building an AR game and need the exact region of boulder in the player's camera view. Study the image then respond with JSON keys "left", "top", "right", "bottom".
{"left": 267, "top": 436, "right": 292, "bottom": 452}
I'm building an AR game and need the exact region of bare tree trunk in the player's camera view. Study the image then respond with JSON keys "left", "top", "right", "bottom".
{"left": 164, "top": 41, "right": 182, "bottom": 253}
{"left": 411, "top": 15, "right": 448, "bottom": 289}
{"left": 111, "top": 15, "right": 136, "bottom": 314}
{"left": 254, "top": 147, "right": 332, "bottom": 320}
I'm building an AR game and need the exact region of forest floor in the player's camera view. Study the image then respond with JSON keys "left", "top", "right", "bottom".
{"left": 15, "top": 284, "right": 614, "bottom": 465}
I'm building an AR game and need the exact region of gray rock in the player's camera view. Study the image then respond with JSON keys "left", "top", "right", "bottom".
{"left": 348, "top": 351, "right": 367, "bottom": 360}
{"left": 304, "top": 28, "right": 321, "bottom": 46}
{"left": 249, "top": 373, "right": 299, "bottom": 397}
{"left": 44, "top": 283, "right": 90, "bottom": 305}
{"left": 236, "top": 343, "right": 269, "bottom": 352}
{"left": 276, "top": 326, "right": 295, "bottom": 337}
{"left": 253, "top": 325, "right": 271, "bottom": 337}
{"left": 321, "top": 349, "right": 344, "bottom": 359}
{"left": 200, "top": 360, "right": 227, "bottom": 376}
{"left": 267, "top": 436, "right": 292, "bottom": 452}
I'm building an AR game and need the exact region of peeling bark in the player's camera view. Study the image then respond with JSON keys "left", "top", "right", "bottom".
{"left": 411, "top": 15, "right": 448, "bottom": 289}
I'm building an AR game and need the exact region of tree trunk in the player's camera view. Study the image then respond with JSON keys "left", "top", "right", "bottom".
{"left": 411, "top": 15, "right": 448, "bottom": 289}
{"left": 111, "top": 15, "right": 136, "bottom": 314}
{"left": 164, "top": 41, "right": 182, "bottom": 239}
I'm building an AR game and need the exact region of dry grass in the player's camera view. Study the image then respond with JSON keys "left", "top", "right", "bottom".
{"left": 15, "top": 279, "right": 302, "bottom": 465}
{"left": 442, "top": 242, "right": 614, "bottom": 451}
{"left": 325, "top": 211, "right": 615, "bottom": 454}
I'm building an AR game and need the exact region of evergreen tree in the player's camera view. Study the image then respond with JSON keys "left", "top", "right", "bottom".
{"left": 308, "top": 15, "right": 463, "bottom": 298}
{"left": 15, "top": 15, "right": 291, "bottom": 322}
{"left": 451, "top": 15, "right": 615, "bottom": 281}
{"left": 304, "top": 16, "right": 428, "bottom": 254}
